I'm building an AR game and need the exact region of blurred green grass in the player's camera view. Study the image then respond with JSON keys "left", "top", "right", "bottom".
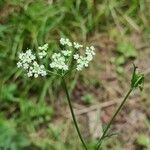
{"left": 0, "top": 0, "right": 149, "bottom": 149}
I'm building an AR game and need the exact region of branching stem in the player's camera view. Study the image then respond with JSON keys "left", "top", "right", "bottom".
{"left": 96, "top": 88, "right": 133, "bottom": 150}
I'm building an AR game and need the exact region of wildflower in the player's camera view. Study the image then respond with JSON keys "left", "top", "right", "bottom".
{"left": 59, "top": 38, "right": 95, "bottom": 71}
{"left": 17, "top": 38, "right": 96, "bottom": 77}
{"left": 29, "top": 62, "right": 47, "bottom": 77}
{"left": 38, "top": 51, "right": 47, "bottom": 59}
{"left": 22, "top": 63, "right": 29, "bottom": 69}
{"left": 17, "top": 48, "right": 47, "bottom": 78}
{"left": 17, "top": 62, "right": 22, "bottom": 68}
{"left": 62, "top": 50, "right": 72, "bottom": 56}
{"left": 38, "top": 43, "right": 48, "bottom": 59}
{"left": 60, "top": 38, "right": 66, "bottom": 45}
{"left": 17, "top": 49, "right": 36, "bottom": 69}
{"left": 74, "top": 46, "right": 95, "bottom": 71}
{"left": 73, "top": 54, "right": 79, "bottom": 60}
{"left": 38, "top": 43, "right": 48, "bottom": 51}
{"left": 85, "top": 46, "right": 95, "bottom": 56}
{"left": 60, "top": 38, "right": 72, "bottom": 47}
{"left": 76, "top": 56, "right": 89, "bottom": 71}
{"left": 49, "top": 52, "right": 69, "bottom": 71}
{"left": 66, "top": 39, "right": 72, "bottom": 47}
{"left": 73, "top": 42, "right": 83, "bottom": 49}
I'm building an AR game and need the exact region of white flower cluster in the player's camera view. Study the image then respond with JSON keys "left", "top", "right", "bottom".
{"left": 38, "top": 43, "right": 48, "bottom": 59}
{"left": 60, "top": 38, "right": 83, "bottom": 49}
{"left": 61, "top": 50, "right": 72, "bottom": 56}
{"left": 49, "top": 51, "right": 69, "bottom": 71}
{"left": 75, "top": 46, "right": 95, "bottom": 71}
{"left": 27, "top": 61, "right": 47, "bottom": 78}
{"left": 60, "top": 38, "right": 72, "bottom": 47}
{"left": 17, "top": 49, "right": 47, "bottom": 78}
{"left": 17, "top": 49, "right": 36, "bottom": 69}
{"left": 17, "top": 38, "right": 95, "bottom": 77}
{"left": 73, "top": 42, "right": 83, "bottom": 49}
{"left": 57, "top": 37, "right": 95, "bottom": 71}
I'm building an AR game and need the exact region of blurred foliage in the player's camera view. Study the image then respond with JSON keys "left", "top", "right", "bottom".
{"left": 117, "top": 42, "right": 137, "bottom": 58}
{"left": 0, "top": 0, "right": 149, "bottom": 149}
{"left": 136, "top": 134, "right": 150, "bottom": 150}
{"left": 111, "top": 41, "right": 137, "bottom": 74}
{"left": 0, "top": 118, "right": 30, "bottom": 150}
{"left": 81, "top": 93, "right": 95, "bottom": 105}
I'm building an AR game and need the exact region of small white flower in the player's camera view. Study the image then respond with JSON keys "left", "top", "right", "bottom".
{"left": 60, "top": 38, "right": 72, "bottom": 47}
{"left": 18, "top": 49, "right": 36, "bottom": 64}
{"left": 50, "top": 52, "right": 69, "bottom": 71}
{"left": 18, "top": 53, "right": 24, "bottom": 60}
{"left": 41, "top": 70, "right": 47, "bottom": 76}
{"left": 86, "top": 54, "right": 93, "bottom": 61}
{"left": 62, "top": 65, "right": 68, "bottom": 71}
{"left": 17, "top": 46, "right": 47, "bottom": 78}
{"left": 62, "top": 50, "right": 72, "bottom": 56}
{"left": 60, "top": 38, "right": 66, "bottom": 45}
{"left": 65, "top": 38, "right": 72, "bottom": 46}
{"left": 38, "top": 43, "right": 48, "bottom": 51}
{"left": 76, "top": 65, "right": 83, "bottom": 71}
{"left": 73, "top": 42, "right": 83, "bottom": 49}
{"left": 34, "top": 73, "right": 38, "bottom": 78}
{"left": 76, "top": 56, "right": 89, "bottom": 71}
{"left": 90, "top": 46, "right": 95, "bottom": 51}
{"left": 23, "top": 63, "right": 29, "bottom": 69}
{"left": 17, "top": 62, "right": 22, "bottom": 68}
{"left": 30, "top": 55, "right": 36, "bottom": 60}
{"left": 75, "top": 45, "right": 95, "bottom": 71}
{"left": 49, "top": 63, "right": 55, "bottom": 68}
{"left": 38, "top": 51, "right": 47, "bottom": 59}
{"left": 73, "top": 54, "right": 79, "bottom": 60}
{"left": 85, "top": 46, "right": 95, "bottom": 56}
{"left": 27, "top": 71, "right": 33, "bottom": 77}
{"left": 52, "top": 53, "right": 61, "bottom": 59}
{"left": 30, "top": 62, "right": 47, "bottom": 77}
{"left": 38, "top": 43, "right": 48, "bottom": 59}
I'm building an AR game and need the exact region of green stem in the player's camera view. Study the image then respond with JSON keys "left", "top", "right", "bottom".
{"left": 62, "top": 77, "right": 88, "bottom": 150}
{"left": 96, "top": 88, "right": 133, "bottom": 150}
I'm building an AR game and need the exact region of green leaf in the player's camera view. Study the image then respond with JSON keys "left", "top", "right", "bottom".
{"left": 0, "top": 118, "right": 30, "bottom": 150}
{"left": 81, "top": 93, "right": 95, "bottom": 105}
{"left": 117, "top": 42, "right": 137, "bottom": 58}
{"left": 111, "top": 56, "right": 125, "bottom": 65}
{"left": 0, "top": 83, "right": 17, "bottom": 102}
{"left": 131, "top": 64, "right": 144, "bottom": 91}
{"left": 136, "top": 134, "right": 150, "bottom": 148}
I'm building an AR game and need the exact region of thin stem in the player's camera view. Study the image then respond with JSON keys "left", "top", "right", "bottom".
{"left": 62, "top": 77, "right": 88, "bottom": 150}
{"left": 46, "top": 70, "right": 61, "bottom": 77}
{"left": 96, "top": 88, "right": 133, "bottom": 150}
